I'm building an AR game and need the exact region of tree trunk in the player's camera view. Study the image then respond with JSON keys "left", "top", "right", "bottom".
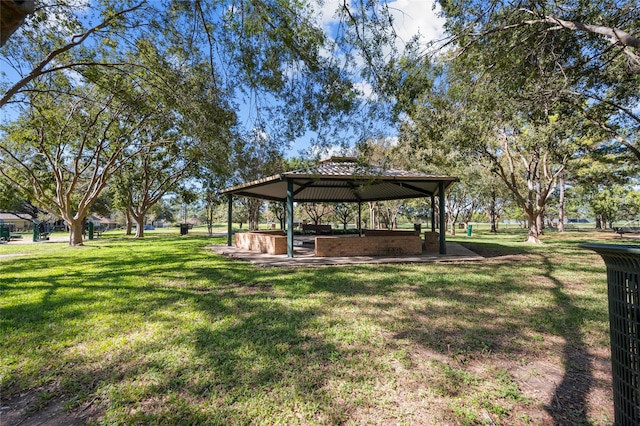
{"left": 69, "top": 220, "right": 84, "bottom": 246}
{"left": 489, "top": 199, "right": 497, "bottom": 233}
{"left": 526, "top": 223, "right": 542, "bottom": 243}
{"left": 536, "top": 212, "right": 544, "bottom": 235}
{"left": 134, "top": 215, "right": 145, "bottom": 238}
{"left": 525, "top": 207, "right": 541, "bottom": 244}
{"left": 595, "top": 215, "right": 602, "bottom": 229}
{"left": 369, "top": 202, "right": 376, "bottom": 229}
{"left": 278, "top": 202, "right": 286, "bottom": 230}
{"left": 247, "top": 199, "right": 261, "bottom": 230}
{"left": 125, "top": 210, "right": 132, "bottom": 235}
{"left": 206, "top": 203, "right": 214, "bottom": 236}
{"left": 557, "top": 174, "right": 565, "bottom": 232}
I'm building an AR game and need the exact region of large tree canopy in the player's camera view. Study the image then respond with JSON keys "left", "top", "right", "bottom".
{"left": 386, "top": 1, "right": 640, "bottom": 242}
{"left": 1, "top": 0, "right": 393, "bottom": 146}
{"left": 1, "top": 0, "right": 401, "bottom": 244}
{"left": 436, "top": 0, "right": 640, "bottom": 165}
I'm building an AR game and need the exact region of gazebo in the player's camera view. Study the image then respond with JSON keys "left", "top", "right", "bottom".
{"left": 221, "top": 157, "right": 458, "bottom": 257}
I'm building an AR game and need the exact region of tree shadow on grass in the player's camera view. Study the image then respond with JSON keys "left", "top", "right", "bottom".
{"left": 0, "top": 236, "right": 612, "bottom": 424}
{"left": 0, "top": 242, "right": 353, "bottom": 424}
{"left": 538, "top": 253, "right": 598, "bottom": 425}
{"left": 320, "top": 246, "right": 611, "bottom": 424}
{"left": 456, "top": 240, "right": 534, "bottom": 258}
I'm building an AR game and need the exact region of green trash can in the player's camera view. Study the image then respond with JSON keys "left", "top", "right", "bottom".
{"left": 0, "top": 224, "right": 9, "bottom": 242}
{"left": 581, "top": 244, "right": 640, "bottom": 425}
{"left": 466, "top": 224, "right": 473, "bottom": 237}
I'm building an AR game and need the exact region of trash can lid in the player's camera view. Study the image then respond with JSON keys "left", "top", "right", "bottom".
{"left": 580, "top": 243, "right": 640, "bottom": 256}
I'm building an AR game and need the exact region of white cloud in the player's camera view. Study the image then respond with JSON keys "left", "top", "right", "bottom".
{"left": 314, "top": 0, "right": 446, "bottom": 52}
{"left": 387, "top": 0, "right": 446, "bottom": 49}
{"left": 354, "top": 81, "right": 376, "bottom": 100}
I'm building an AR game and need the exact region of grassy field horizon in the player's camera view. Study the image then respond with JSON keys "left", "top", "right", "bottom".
{"left": 1, "top": 228, "right": 633, "bottom": 424}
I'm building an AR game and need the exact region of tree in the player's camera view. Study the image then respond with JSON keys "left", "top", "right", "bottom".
{"left": 445, "top": 181, "right": 478, "bottom": 235}
{"left": 177, "top": 188, "right": 199, "bottom": 226}
{"left": 0, "top": 80, "right": 151, "bottom": 246}
{"left": 621, "top": 189, "right": 640, "bottom": 221}
{"left": 399, "top": 199, "right": 432, "bottom": 225}
{"left": 267, "top": 201, "right": 287, "bottom": 230}
{"left": 377, "top": 200, "right": 402, "bottom": 229}
{"left": 148, "top": 199, "right": 175, "bottom": 226}
{"left": 0, "top": 177, "right": 39, "bottom": 221}
{"left": 479, "top": 179, "right": 512, "bottom": 233}
{"left": 556, "top": 172, "right": 566, "bottom": 232}
{"left": 108, "top": 43, "right": 226, "bottom": 238}
{"left": 0, "top": 2, "right": 145, "bottom": 108}
{"left": 300, "top": 203, "right": 333, "bottom": 226}
{"left": 231, "top": 197, "right": 248, "bottom": 230}
{"left": 395, "top": 54, "right": 581, "bottom": 242}
{"left": 0, "top": 0, "right": 35, "bottom": 47}
{"left": 436, "top": 0, "right": 640, "bottom": 166}
{"left": 227, "top": 129, "right": 286, "bottom": 231}
{"left": 590, "top": 187, "right": 624, "bottom": 229}
{"left": 118, "top": 142, "right": 195, "bottom": 238}
{"left": 202, "top": 181, "right": 224, "bottom": 236}
{"left": 333, "top": 202, "right": 356, "bottom": 230}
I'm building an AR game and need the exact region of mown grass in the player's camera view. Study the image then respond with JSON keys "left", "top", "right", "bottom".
{"left": 0, "top": 229, "right": 630, "bottom": 425}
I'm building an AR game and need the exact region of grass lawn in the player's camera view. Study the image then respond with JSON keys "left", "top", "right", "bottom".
{"left": 0, "top": 228, "right": 630, "bottom": 425}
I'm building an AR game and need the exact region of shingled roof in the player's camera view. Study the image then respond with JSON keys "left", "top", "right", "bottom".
{"left": 221, "top": 157, "right": 458, "bottom": 203}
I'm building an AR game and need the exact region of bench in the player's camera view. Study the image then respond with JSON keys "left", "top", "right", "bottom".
{"left": 613, "top": 226, "right": 640, "bottom": 237}
{"left": 302, "top": 224, "right": 333, "bottom": 235}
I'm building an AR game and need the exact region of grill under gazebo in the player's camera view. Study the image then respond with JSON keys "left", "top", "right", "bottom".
{"left": 221, "top": 157, "right": 458, "bottom": 258}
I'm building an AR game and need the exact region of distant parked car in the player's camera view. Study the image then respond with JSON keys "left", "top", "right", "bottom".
{"left": 144, "top": 225, "right": 155, "bottom": 230}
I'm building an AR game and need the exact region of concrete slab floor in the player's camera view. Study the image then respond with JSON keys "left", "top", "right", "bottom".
{"left": 208, "top": 242, "right": 484, "bottom": 268}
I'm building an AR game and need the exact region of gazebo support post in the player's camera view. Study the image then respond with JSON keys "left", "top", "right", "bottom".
{"left": 358, "top": 201, "right": 362, "bottom": 236}
{"left": 438, "top": 182, "right": 446, "bottom": 254}
{"left": 287, "top": 178, "right": 294, "bottom": 258}
{"left": 227, "top": 194, "right": 233, "bottom": 246}
{"left": 431, "top": 194, "right": 435, "bottom": 232}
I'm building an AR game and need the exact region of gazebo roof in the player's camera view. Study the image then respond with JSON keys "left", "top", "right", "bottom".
{"left": 221, "top": 157, "right": 458, "bottom": 202}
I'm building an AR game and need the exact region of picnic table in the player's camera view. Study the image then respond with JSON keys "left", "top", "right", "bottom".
{"left": 613, "top": 220, "right": 640, "bottom": 237}
{"left": 301, "top": 224, "right": 333, "bottom": 235}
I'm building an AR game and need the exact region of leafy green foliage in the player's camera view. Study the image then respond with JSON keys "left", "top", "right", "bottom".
{"left": 436, "top": 0, "right": 640, "bottom": 164}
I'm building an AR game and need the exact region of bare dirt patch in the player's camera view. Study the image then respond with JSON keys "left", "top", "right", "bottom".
{"left": 0, "top": 390, "right": 102, "bottom": 426}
